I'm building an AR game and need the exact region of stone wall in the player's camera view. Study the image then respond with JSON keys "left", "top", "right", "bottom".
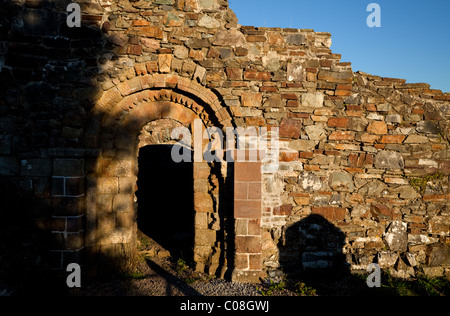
{"left": 0, "top": 0, "right": 449, "bottom": 282}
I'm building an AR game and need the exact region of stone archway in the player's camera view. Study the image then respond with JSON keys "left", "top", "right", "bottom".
{"left": 82, "top": 75, "right": 235, "bottom": 275}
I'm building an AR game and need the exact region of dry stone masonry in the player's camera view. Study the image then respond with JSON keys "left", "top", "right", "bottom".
{"left": 0, "top": 0, "right": 449, "bottom": 283}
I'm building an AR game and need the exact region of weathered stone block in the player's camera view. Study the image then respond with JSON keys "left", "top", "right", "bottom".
{"left": 380, "top": 135, "right": 406, "bottom": 144}
{"left": 404, "top": 135, "right": 429, "bottom": 143}
{"left": 21, "top": 159, "right": 52, "bottom": 176}
{"left": 234, "top": 200, "right": 261, "bottom": 219}
{"left": 366, "top": 121, "right": 388, "bottom": 135}
{"left": 0, "top": 156, "right": 19, "bottom": 176}
{"left": 329, "top": 172, "right": 354, "bottom": 192}
{"left": 279, "top": 118, "right": 302, "bottom": 139}
{"left": 235, "top": 236, "right": 261, "bottom": 254}
{"left": 416, "top": 121, "right": 441, "bottom": 134}
{"left": 287, "top": 61, "right": 304, "bottom": 82}
{"left": 383, "top": 221, "right": 407, "bottom": 252}
{"left": 301, "top": 92, "right": 324, "bottom": 108}
{"left": 328, "top": 117, "right": 349, "bottom": 128}
{"left": 328, "top": 131, "right": 355, "bottom": 141}
{"left": 374, "top": 151, "right": 404, "bottom": 170}
{"left": 241, "top": 92, "right": 262, "bottom": 107}
{"left": 53, "top": 159, "right": 84, "bottom": 177}
{"left": 288, "top": 140, "right": 316, "bottom": 152}
{"left": 286, "top": 34, "right": 306, "bottom": 45}
{"left": 371, "top": 204, "right": 396, "bottom": 221}
{"left": 304, "top": 125, "right": 327, "bottom": 141}
{"left": 311, "top": 206, "right": 347, "bottom": 222}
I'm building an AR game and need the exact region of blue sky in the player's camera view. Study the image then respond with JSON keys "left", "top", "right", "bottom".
{"left": 228, "top": 0, "right": 450, "bottom": 92}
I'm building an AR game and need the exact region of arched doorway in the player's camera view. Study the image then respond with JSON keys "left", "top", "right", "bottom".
{"left": 136, "top": 144, "right": 195, "bottom": 262}
{"left": 82, "top": 75, "right": 236, "bottom": 275}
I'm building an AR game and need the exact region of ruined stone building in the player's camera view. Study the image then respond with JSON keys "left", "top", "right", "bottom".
{"left": 0, "top": 0, "right": 449, "bottom": 284}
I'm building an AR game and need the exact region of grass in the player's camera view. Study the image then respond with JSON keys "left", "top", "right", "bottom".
{"left": 381, "top": 271, "right": 449, "bottom": 296}
{"left": 407, "top": 172, "right": 444, "bottom": 194}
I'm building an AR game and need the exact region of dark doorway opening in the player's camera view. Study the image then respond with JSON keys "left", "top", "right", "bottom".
{"left": 136, "top": 145, "right": 194, "bottom": 263}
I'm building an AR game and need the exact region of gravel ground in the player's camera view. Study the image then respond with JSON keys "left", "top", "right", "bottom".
{"left": 69, "top": 255, "right": 264, "bottom": 297}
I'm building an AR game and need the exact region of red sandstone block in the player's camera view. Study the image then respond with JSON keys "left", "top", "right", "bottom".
{"left": 335, "top": 90, "right": 352, "bottom": 96}
{"left": 380, "top": 135, "right": 406, "bottom": 144}
{"left": 245, "top": 117, "right": 266, "bottom": 126}
{"left": 234, "top": 182, "right": 248, "bottom": 200}
{"left": 423, "top": 194, "right": 450, "bottom": 202}
{"left": 260, "top": 86, "right": 277, "bottom": 92}
{"left": 287, "top": 112, "right": 309, "bottom": 119}
{"left": 248, "top": 219, "right": 261, "bottom": 235}
{"left": 235, "top": 254, "right": 249, "bottom": 269}
{"left": 286, "top": 100, "right": 300, "bottom": 107}
{"left": 131, "top": 19, "right": 151, "bottom": 26}
{"left": 246, "top": 35, "right": 267, "bottom": 42}
{"left": 320, "top": 59, "right": 332, "bottom": 68}
{"left": 241, "top": 92, "right": 262, "bottom": 107}
{"left": 370, "top": 204, "right": 395, "bottom": 220}
{"left": 328, "top": 117, "right": 349, "bottom": 128}
{"left": 336, "top": 84, "right": 352, "bottom": 90}
{"left": 235, "top": 236, "right": 261, "bottom": 254}
{"left": 248, "top": 183, "right": 261, "bottom": 200}
{"left": 279, "top": 151, "right": 299, "bottom": 162}
{"left": 244, "top": 70, "right": 271, "bottom": 81}
{"left": 235, "top": 200, "right": 261, "bottom": 219}
{"left": 299, "top": 152, "right": 314, "bottom": 159}
{"left": 304, "top": 165, "right": 320, "bottom": 171}
{"left": 312, "top": 206, "right": 346, "bottom": 222}
{"left": 329, "top": 131, "right": 355, "bottom": 141}
{"left": 226, "top": 68, "right": 243, "bottom": 81}
{"left": 279, "top": 118, "right": 302, "bottom": 139}
{"left": 249, "top": 254, "right": 262, "bottom": 270}
{"left": 344, "top": 167, "right": 364, "bottom": 173}
{"left": 235, "top": 162, "right": 261, "bottom": 181}
{"left": 273, "top": 204, "right": 293, "bottom": 216}
{"left": 281, "top": 93, "right": 298, "bottom": 100}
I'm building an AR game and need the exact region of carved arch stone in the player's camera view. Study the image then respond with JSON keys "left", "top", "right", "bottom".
{"left": 83, "top": 76, "right": 234, "bottom": 274}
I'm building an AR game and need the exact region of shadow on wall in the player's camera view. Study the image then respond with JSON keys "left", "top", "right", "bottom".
{"left": 0, "top": 179, "right": 54, "bottom": 295}
{"left": 0, "top": 0, "right": 107, "bottom": 294}
{"left": 279, "top": 214, "right": 368, "bottom": 295}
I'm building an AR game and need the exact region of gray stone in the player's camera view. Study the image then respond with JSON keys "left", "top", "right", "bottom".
{"left": 383, "top": 221, "right": 407, "bottom": 252}
{"left": 404, "top": 134, "right": 429, "bottom": 143}
{"left": 357, "top": 180, "right": 387, "bottom": 197}
{"left": 198, "top": 15, "right": 221, "bottom": 29}
{"left": 377, "top": 251, "right": 398, "bottom": 268}
{"left": 287, "top": 61, "right": 305, "bottom": 82}
{"left": 386, "top": 114, "right": 402, "bottom": 124}
{"left": 348, "top": 117, "right": 369, "bottom": 132}
{"left": 288, "top": 139, "right": 317, "bottom": 151}
{"left": 301, "top": 92, "right": 324, "bottom": 108}
{"left": 329, "top": 172, "right": 354, "bottom": 192}
{"left": 286, "top": 34, "right": 306, "bottom": 45}
{"left": 173, "top": 45, "right": 189, "bottom": 59}
{"left": 406, "top": 253, "right": 417, "bottom": 267}
{"left": 304, "top": 125, "right": 327, "bottom": 141}
{"left": 154, "top": 0, "right": 174, "bottom": 4}
{"left": 299, "top": 173, "right": 322, "bottom": 192}
{"left": 351, "top": 205, "right": 370, "bottom": 218}
{"left": 212, "top": 29, "right": 246, "bottom": 47}
{"left": 20, "top": 159, "right": 52, "bottom": 177}
{"left": 198, "top": 0, "right": 219, "bottom": 10}
{"left": 416, "top": 121, "right": 441, "bottom": 134}
{"left": 344, "top": 93, "right": 363, "bottom": 105}
{"left": 398, "top": 185, "right": 420, "bottom": 199}
{"left": 0, "top": 156, "right": 19, "bottom": 176}
{"left": 374, "top": 151, "right": 404, "bottom": 170}
{"left": 0, "top": 135, "right": 12, "bottom": 154}
{"left": 407, "top": 234, "right": 438, "bottom": 245}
